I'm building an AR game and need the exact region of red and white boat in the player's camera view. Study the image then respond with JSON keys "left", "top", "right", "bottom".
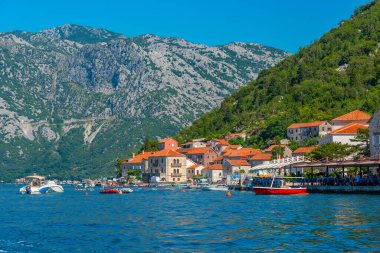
{"left": 253, "top": 186, "right": 307, "bottom": 195}
{"left": 253, "top": 170, "right": 307, "bottom": 195}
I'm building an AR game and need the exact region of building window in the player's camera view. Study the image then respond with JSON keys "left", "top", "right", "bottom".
{"left": 173, "top": 178, "right": 175, "bottom": 182}
{"left": 177, "top": 178, "right": 180, "bottom": 181}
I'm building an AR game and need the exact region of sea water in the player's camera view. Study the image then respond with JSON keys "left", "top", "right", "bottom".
{"left": 0, "top": 184, "right": 379, "bottom": 252}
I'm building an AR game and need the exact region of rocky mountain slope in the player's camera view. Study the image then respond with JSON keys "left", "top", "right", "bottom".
{"left": 178, "top": 1, "right": 380, "bottom": 147}
{"left": 0, "top": 24, "right": 289, "bottom": 181}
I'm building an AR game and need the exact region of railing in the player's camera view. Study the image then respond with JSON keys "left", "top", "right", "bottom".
{"left": 171, "top": 163, "right": 182, "bottom": 167}
{"left": 171, "top": 173, "right": 182, "bottom": 177}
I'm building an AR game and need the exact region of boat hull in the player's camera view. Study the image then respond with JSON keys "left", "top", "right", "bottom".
{"left": 254, "top": 187, "right": 308, "bottom": 195}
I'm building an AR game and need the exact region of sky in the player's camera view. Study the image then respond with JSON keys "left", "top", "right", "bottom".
{"left": 0, "top": 0, "right": 372, "bottom": 53}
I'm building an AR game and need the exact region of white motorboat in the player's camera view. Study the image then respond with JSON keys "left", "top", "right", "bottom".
{"left": 19, "top": 176, "right": 64, "bottom": 194}
{"left": 202, "top": 184, "right": 229, "bottom": 191}
{"left": 120, "top": 188, "right": 133, "bottom": 193}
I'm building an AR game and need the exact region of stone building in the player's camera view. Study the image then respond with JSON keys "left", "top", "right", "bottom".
{"left": 370, "top": 109, "right": 380, "bottom": 160}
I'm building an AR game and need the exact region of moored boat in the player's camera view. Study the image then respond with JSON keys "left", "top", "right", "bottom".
{"left": 19, "top": 175, "right": 64, "bottom": 194}
{"left": 99, "top": 188, "right": 121, "bottom": 194}
{"left": 202, "top": 184, "right": 229, "bottom": 191}
{"left": 120, "top": 188, "right": 133, "bottom": 193}
{"left": 253, "top": 186, "right": 307, "bottom": 195}
{"left": 253, "top": 172, "right": 307, "bottom": 195}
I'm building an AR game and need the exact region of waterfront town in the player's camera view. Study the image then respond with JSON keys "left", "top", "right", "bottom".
{"left": 120, "top": 109, "right": 380, "bottom": 192}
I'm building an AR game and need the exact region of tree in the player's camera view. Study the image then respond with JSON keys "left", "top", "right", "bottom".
{"left": 228, "top": 136, "right": 245, "bottom": 146}
{"left": 271, "top": 146, "right": 285, "bottom": 159}
{"left": 311, "top": 143, "right": 353, "bottom": 161}
{"left": 350, "top": 128, "right": 370, "bottom": 157}
{"left": 138, "top": 136, "right": 159, "bottom": 153}
{"left": 115, "top": 159, "right": 124, "bottom": 178}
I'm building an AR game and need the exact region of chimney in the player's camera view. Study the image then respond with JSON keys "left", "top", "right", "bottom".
{"left": 142, "top": 150, "right": 144, "bottom": 154}
{"left": 132, "top": 153, "right": 135, "bottom": 158}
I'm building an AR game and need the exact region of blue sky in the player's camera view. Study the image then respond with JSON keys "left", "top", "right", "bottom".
{"left": 0, "top": 0, "right": 372, "bottom": 52}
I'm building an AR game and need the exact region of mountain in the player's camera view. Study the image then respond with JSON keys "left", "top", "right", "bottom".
{"left": 178, "top": 1, "right": 380, "bottom": 147}
{"left": 0, "top": 24, "right": 289, "bottom": 181}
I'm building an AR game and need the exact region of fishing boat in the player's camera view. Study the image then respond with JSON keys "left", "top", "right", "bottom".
{"left": 253, "top": 173, "right": 307, "bottom": 195}
{"left": 19, "top": 176, "right": 64, "bottom": 194}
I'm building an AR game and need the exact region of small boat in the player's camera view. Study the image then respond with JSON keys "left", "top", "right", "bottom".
{"left": 253, "top": 172, "right": 307, "bottom": 195}
{"left": 120, "top": 188, "right": 133, "bottom": 193}
{"left": 202, "top": 184, "right": 229, "bottom": 191}
{"left": 99, "top": 188, "right": 121, "bottom": 194}
{"left": 19, "top": 176, "right": 64, "bottom": 194}
{"left": 253, "top": 187, "right": 307, "bottom": 195}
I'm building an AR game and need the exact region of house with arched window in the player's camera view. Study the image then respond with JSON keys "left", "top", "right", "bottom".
{"left": 148, "top": 149, "right": 187, "bottom": 182}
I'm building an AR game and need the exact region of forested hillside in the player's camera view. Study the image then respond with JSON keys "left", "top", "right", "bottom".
{"left": 178, "top": 1, "right": 380, "bottom": 147}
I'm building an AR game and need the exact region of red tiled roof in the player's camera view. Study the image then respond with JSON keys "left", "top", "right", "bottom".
{"left": 203, "top": 164, "right": 223, "bottom": 170}
{"left": 293, "top": 146, "right": 317, "bottom": 154}
{"left": 187, "top": 164, "right": 202, "bottom": 170}
{"left": 150, "top": 149, "right": 185, "bottom": 157}
{"left": 122, "top": 152, "right": 155, "bottom": 164}
{"left": 287, "top": 121, "right": 326, "bottom": 129}
{"left": 265, "top": 145, "right": 287, "bottom": 152}
{"left": 332, "top": 110, "right": 371, "bottom": 122}
{"left": 186, "top": 147, "right": 213, "bottom": 155}
{"left": 226, "top": 160, "right": 250, "bottom": 166}
{"left": 330, "top": 123, "right": 369, "bottom": 134}
{"left": 248, "top": 153, "right": 272, "bottom": 161}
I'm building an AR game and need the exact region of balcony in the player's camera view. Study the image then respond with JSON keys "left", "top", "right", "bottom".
{"left": 171, "top": 163, "right": 182, "bottom": 167}
{"left": 171, "top": 173, "right": 182, "bottom": 177}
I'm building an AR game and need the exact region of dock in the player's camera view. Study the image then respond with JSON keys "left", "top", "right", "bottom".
{"left": 306, "top": 185, "right": 380, "bottom": 194}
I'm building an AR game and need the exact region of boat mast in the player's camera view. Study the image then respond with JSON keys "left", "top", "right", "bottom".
{"left": 270, "top": 169, "right": 276, "bottom": 188}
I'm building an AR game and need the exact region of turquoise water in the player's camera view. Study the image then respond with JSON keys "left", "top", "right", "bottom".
{"left": 0, "top": 184, "right": 379, "bottom": 252}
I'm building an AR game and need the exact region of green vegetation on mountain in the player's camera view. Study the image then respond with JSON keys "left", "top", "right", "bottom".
{"left": 178, "top": 1, "right": 380, "bottom": 148}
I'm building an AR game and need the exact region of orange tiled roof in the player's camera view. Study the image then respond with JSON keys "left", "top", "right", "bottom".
{"left": 187, "top": 164, "right": 202, "bottom": 170}
{"left": 123, "top": 152, "right": 155, "bottom": 164}
{"left": 226, "top": 159, "right": 250, "bottom": 166}
{"left": 213, "top": 155, "right": 224, "bottom": 161}
{"left": 293, "top": 146, "right": 317, "bottom": 154}
{"left": 186, "top": 147, "right": 213, "bottom": 155}
{"left": 222, "top": 145, "right": 242, "bottom": 153}
{"left": 203, "top": 164, "right": 223, "bottom": 171}
{"left": 330, "top": 123, "right": 369, "bottom": 134}
{"left": 159, "top": 137, "right": 177, "bottom": 143}
{"left": 177, "top": 148, "right": 191, "bottom": 154}
{"left": 149, "top": 149, "right": 185, "bottom": 157}
{"left": 265, "top": 145, "right": 287, "bottom": 152}
{"left": 227, "top": 132, "right": 245, "bottom": 139}
{"left": 287, "top": 121, "right": 326, "bottom": 129}
{"left": 248, "top": 153, "right": 272, "bottom": 161}
{"left": 216, "top": 139, "right": 229, "bottom": 146}
{"left": 224, "top": 148, "right": 262, "bottom": 158}
{"left": 332, "top": 110, "right": 371, "bottom": 122}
